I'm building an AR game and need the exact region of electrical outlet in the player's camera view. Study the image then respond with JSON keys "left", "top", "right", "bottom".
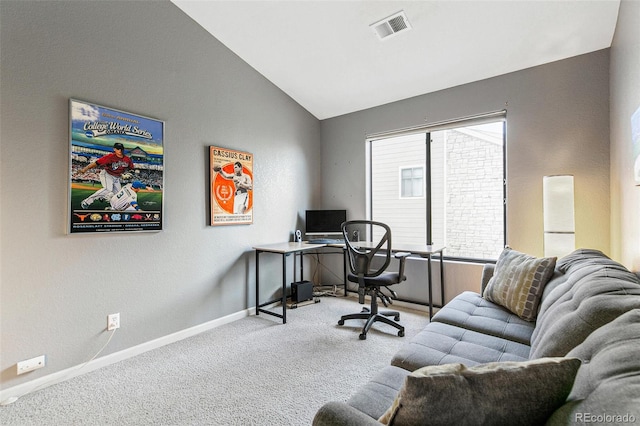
{"left": 17, "top": 355, "right": 46, "bottom": 375}
{"left": 107, "top": 313, "right": 120, "bottom": 331}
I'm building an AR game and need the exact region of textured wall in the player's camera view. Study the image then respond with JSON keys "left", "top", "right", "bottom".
{"left": 0, "top": 1, "right": 320, "bottom": 390}
{"left": 610, "top": 0, "right": 640, "bottom": 271}
{"left": 321, "top": 50, "right": 611, "bottom": 259}
{"left": 444, "top": 130, "right": 504, "bottom": 259}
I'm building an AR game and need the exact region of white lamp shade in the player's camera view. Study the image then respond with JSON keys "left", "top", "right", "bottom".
{"left": 543, "top": 175, "right": 575, "bottom": 258}
{"left": 544, "top": 232, "right": 575, "bottom": 259}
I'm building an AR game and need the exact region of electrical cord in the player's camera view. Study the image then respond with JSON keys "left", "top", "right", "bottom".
{"left": 309, "top": 251, "right": 346, "bottom": 286}
{"left": 0, "top": 328, "right": 118, "bottom": 406}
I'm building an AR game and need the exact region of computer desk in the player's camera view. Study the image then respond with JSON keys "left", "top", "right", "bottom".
{"left": 253, "top": 242, "right": 327, "bottom": 324}
{"left": 253, "top": 241, "right": 445, "bottom": 324}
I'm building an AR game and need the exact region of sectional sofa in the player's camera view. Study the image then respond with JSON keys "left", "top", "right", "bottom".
{"left": 313, "top": 248, "right": 640, "bottom": 425}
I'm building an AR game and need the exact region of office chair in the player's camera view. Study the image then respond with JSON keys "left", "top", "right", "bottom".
{"left": 338, "top": 220, "right": 411, "bottom": 340}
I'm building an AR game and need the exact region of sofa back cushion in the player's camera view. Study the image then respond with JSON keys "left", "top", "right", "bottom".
{"left": 530, "top": 250, "right": 640, "bottom": 358}
{"left": 546, "top": 309, "right": 640, "bottom": 425}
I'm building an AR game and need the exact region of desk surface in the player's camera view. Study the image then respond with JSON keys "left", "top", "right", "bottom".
{"left": 347, "top": 241, "right": 445, "bottom": 256}
{"left": 253, "top": 241, "right": 328, "bottom": 254}
{"left": 253, "top": 241, "right": 445, "bottom": 256}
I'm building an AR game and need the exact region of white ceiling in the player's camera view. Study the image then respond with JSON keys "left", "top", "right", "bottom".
{"left": 171, "top": 0, "right": 620, "bottom": 120}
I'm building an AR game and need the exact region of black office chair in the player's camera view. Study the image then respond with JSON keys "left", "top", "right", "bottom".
{"left": 338, "top": 220, "right": 410, "bottom": 340}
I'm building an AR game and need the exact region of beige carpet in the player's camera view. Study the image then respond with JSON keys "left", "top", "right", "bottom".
{"left": 0, "top": 296, "right": 429, "bottom": 426}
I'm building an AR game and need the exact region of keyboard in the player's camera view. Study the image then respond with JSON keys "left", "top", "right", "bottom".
{"left": 307, "top": 238, "right": 345, "bottom": 244}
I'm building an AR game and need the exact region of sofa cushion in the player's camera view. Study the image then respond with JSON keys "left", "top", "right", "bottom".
{"left": 483, "top": 247, "right": 556, "bottom": 321}
{"left": 391, "top": 321, "right": 530, "bottom": 372}
{"left": 546, "top": 309, "right": 640, "bottom": 425}
{"left": 379, "top": 357, "right": 581, "bottom": 426}
{"left": 346, "top": 365, "right": 411, "bottom": 421}
{"left": 432, "top": 291, "right": 536, "bottom": 345}
{"left": 529, "top": 261, "right": 640, "bottom": 358}
{"left": 313, "top": 401, "right": 384, "bottom": 426}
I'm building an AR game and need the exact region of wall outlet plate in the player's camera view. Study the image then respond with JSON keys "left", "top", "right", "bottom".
{"left": 107, "top": 313, "right": 120, "bottom": 331}
{"left": 17, "top": 355, "right": 46, "bottom": 375}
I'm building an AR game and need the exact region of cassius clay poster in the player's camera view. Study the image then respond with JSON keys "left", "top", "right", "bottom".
{"left": 210, "top": 146, "right": 253, "bottom": 226}
{"left": 69, "top": 99, "right": 164, "bottom": 234}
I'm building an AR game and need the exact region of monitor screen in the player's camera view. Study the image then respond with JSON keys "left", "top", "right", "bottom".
{"left": 305, "top": 210, "right": 347, "bottom": 235}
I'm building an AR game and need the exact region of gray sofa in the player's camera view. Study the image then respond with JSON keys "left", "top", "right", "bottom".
{"left": 313, "top": 249, "right": 640, "bottom": 425}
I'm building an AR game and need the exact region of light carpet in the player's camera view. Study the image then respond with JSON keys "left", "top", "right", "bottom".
{"left": 0, "top": 296, "right": 429, "bottom": 426}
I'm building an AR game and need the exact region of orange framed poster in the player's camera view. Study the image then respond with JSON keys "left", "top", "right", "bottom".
{"left": 210, "top": 146, "right": 253, "bottom": 225}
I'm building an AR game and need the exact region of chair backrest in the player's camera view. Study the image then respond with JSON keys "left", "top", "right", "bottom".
{"left": 341, "top": 220, "right": 392, "bottom": 278}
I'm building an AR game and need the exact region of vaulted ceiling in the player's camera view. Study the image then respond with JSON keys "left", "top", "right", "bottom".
{"left": 172, "top": 1, "right": 620, "bottom": 120}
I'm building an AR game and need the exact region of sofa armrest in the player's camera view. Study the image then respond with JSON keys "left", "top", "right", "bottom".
{"left": 481, "top": 263, "right": 495, "bottom": 294}
{"left": 313, "top": 401, "right": 382, "bottom": 426}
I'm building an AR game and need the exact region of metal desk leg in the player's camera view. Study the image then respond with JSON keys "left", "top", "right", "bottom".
{"left": 299, "top": 251, "right": 304, "bottom": 283}
{"left": 256, "top": 250, "right": 261, "bottom": 316}
{"left": 343, "top": 247, "right": 348, "bottom": 297}
{"left": 282, "top": 253, "right": 287, "bottom": 324}
{"left": 427, "top": 254, "right": 433, "bottom": 320}
{"left": 439, "top": 253, "right": 445, "bottom": 309}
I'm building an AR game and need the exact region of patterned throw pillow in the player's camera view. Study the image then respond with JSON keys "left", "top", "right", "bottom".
{"left": 483, "top": 247, "right": 556, "bottom": 321}
{"left": 379, "top": 358, "right": 581, "bottom": 426}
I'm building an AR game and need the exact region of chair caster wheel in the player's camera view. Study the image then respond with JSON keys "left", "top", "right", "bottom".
{"left": 338, "top": 319, "right": 344, "bottom": 326}
{"left": 359, "top": 333, "right": 367, "bottom": 340}
{"left": 394, "top": 315, "right": 400, "bottom": 321}
{"left": 398, "top": 330, "right": 405, "bottom": 337}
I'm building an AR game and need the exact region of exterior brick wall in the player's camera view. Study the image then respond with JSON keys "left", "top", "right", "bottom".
{"left": 445, "top": 129, "right": 503, "bottom": 259}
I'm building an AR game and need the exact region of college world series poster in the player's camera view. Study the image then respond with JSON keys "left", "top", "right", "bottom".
{"left": 210, "top": 146, "right": 253, "bottom": 226}
{"left": 69, "top": 99, "right": 164, "bottom": 233}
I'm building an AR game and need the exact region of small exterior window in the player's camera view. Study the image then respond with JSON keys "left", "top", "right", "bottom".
{"left": 400, "top": 166, "right": 424, "bottom": 198}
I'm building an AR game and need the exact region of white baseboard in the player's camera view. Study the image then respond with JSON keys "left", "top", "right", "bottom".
{"left": 0, "top": 308, "right": 252, "bottom": 405}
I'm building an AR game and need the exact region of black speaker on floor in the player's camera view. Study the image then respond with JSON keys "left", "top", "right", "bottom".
{"left": 291, "top": 280, "right": 313, "bottom": 303}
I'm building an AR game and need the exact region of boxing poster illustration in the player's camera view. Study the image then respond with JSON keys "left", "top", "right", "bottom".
{"left": 210, "top": 146, "right": 253, "bottom": 226}
{"left": 69, "top": 99, "right": 164, "bottom": 233}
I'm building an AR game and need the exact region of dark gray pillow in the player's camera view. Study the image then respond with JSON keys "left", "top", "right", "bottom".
{"left": 379, "top": 357, "right": 581, "bottom": 426}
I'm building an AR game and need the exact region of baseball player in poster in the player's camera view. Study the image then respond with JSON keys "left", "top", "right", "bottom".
{"left": 214, "top": 161, "right": 253, "bottom": 214}
{"left": 108, "top": 181, "right": 149, "bottom": 211}
{"left": 76, "top": 142, "right": 134, "bottom": 209}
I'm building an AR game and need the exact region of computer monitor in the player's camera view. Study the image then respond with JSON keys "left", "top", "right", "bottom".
{"left": 305, "top": 210, "right": 347, "bottom": 236}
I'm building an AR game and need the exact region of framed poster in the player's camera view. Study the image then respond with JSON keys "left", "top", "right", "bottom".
{"left": 210, "top": 146, "right": 253, "bottom": 225}
{"left": 68, "top": 99, "right": 164, "bottom": 233}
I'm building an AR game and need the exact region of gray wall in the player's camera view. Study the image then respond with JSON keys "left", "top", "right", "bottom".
{"left": 610, "top": 0, "right": 640, "bottom": 271}
{"left": 0, "top": 1, "right": 320, "bottom": 390}
{"left": 321, "top": 49, "right": 611, "bottom": 258}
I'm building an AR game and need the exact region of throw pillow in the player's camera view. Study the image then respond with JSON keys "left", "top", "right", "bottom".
{"left": 378, "top": 357, "right": 581, "bottom": 426}
{"left": 483, "top": 247, "right": 556, "bottom": 321}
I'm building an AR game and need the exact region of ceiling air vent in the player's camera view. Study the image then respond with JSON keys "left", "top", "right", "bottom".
{"left": 370, "top": 11, "right": 411, "bottom": 41}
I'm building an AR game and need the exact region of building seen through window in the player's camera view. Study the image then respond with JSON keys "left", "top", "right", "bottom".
{"left": 369, "top": 119, "right": 505, "bottom": 261}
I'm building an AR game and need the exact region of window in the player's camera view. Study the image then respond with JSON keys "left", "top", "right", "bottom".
{"left": 367, "top": 113, "right": 506, "bottom": 261}
{"left": 400, "top": 166, "right": 424, "bottom": 198}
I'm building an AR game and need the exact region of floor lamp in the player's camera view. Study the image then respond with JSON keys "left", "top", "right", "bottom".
{"left": 543, "top": 175, "right": 575, "bottom": 258}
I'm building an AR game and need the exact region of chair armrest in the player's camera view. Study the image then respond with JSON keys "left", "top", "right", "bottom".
{"left": 313, "top": 401, "right": 382, "bottom": 426}
{"left": 395, "top": 251, "right": 411, "bottom": 281}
